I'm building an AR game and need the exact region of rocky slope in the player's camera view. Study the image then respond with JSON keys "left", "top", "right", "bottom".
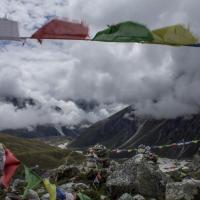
{"left": 2, "top": 144, "right": 200, "bottom": 200}
{"left": 71, "top": 106, "right": 200, "bottom": 158}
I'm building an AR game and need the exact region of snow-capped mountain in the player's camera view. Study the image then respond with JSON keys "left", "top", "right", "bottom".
{"left": 0, "top": 96, "right": 102, "bottom": 138}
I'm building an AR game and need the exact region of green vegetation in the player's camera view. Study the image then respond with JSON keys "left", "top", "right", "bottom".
{"left": 0, "top": 134, "right": 85, "bottom": 169}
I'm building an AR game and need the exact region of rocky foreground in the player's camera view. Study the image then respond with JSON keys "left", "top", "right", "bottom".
{"left": 2, "top": 144, "right": 200, "bottom": 200}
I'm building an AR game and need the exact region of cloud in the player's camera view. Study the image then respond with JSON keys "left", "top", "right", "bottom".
{"left": 0, "top": 0, "right": 200, "bottom": 130}
{"left": 0, "top": 99, "right": 125, "bottom": 130}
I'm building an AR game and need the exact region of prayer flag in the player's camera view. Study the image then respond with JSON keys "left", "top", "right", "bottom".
{"left": 23, "top": 165, "right": 42, "bottom": 199}
{"left": 1, "top": 149, "right": 20, "bottom": 188}
{"left": 43, "top": 179, "right": 56, "bottom": 200}
{"left": 31, "top": 19, "right": 89, "bottom": 43}
{"left": 93, "top": 21, "right": 153, "bottom": 42}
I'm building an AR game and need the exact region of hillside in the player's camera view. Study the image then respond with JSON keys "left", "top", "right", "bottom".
{"left": 0, "top": 134, "right": 84, "bottom": 169}
{"left": 71, "top": 106, "right": 200, "bottom": 158}
{"left": 71, "top": 106, "right": 136, "bottom": 148}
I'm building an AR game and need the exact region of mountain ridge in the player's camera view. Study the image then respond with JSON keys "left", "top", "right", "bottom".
{"left": 0, "top": 97, "right": 101, "bottom": 138}
{"left": 71, "top": 105, "right": 200, "bottom": 158}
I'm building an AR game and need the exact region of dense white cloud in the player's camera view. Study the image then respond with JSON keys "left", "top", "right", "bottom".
{"left": 0, "top": 100, "right": 124, "bottom": 130}
{"left": 0, "top": 0, "right": 200, "bottom": 130}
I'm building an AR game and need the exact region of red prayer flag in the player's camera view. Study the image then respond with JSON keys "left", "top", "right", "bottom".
{"left": 1, "top": 149, "right": 21, "bottom": 188}
{"left": 31, "top": 19, "right": 89, "bottom": 42}
{"left": 172, "top": 143, "right": 177, "bottom": 148}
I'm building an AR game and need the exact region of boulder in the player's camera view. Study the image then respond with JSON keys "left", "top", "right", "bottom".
{"left": 166, "top": 179, "right": 200, "bottom": 200}
{"left": 133, "top": 194, "right": 145, "bottom": 200}
{"left": 57, "top": 165, "right": 80, "bottom": 181}
{"left": 26, "top": 189, "right": 40, "bottom": 200}
{"left": 60, "top": 182, "right": 89, "bottom": 191}
{"left": 75, "top": 183, "right": 89, "bottom": 190}
{"left": 100, "top": 195, "right": 108, "bottom": 200}
{"left": 109, "top": 160, "right": 120, "bottom": 172}
{"left": 107, "top": 154, "right": 169, "bottom": 199}
{"left": 11, "top": 179, "right": 25, "bottom": 192}
{"left": 5, "top": 197, "right": 12, "bottom": 200}
{"left": 41, "top": 193, "right": 49, "bottom": 200}
{"left": 118, "top": 194, "right": 146, "bottom": 200}
{"left": 118, "top": 193, "right": 134, "bottom": 200}
{"left": 43, "top": 164, "right": 82, "bottom": 182}
{"left": 164, "top": 168, "right": 186, "bottom": 182}
{"left": 5, "top": 193, "right": 20, "bottom": 200}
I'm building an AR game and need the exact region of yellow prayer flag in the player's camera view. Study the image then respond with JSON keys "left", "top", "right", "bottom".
{"left": 43, "top": 179, "right": 56, "bottom": 200}
{"left": 152, "top": 24, "right": 198, "bottom": 45}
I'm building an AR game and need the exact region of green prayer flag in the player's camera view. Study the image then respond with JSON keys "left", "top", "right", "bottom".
{"left": 77, "top": 192, "right": 92, "bottom": 200}
{"left": 93, "top": 21, "right": 154, "bottom": 42}
{"left": 23, "top": 165, "right": 42, "bottom": 199}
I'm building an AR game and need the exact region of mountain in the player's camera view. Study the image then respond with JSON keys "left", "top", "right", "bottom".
{"left": 2, "top": 125, "right": 79, "bottom": 138}
{"left": 72, "top": 98, "right": 99, "bottom": 112}
{"left": 71, "top": 106, "right": 136, "bottom": 148}
{"left": 71, "top": 105, "right": 200, "bottom": 158}
{"left": 0, "top": 96, "right": 37, "bottom": 108}
{"left": 0, "top": 97, "right": 99, "bottom": 138}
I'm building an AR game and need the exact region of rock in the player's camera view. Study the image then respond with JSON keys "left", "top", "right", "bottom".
{"left": 132, "top": 194, "right": 145, "bottom": 200}
{"left": 11, "top": 179, "right": 25, "bottom": 192}
{"left": 87, "top": 144, "right": 110, "bottom": 168}
{"left": 57, "top": 165, "right": 80, "bottom": 181}
{"left": 100, "top": 195, "right": 108, "bottom": 200}
{"left": 86, "top": 159, "right": 97, "bottom": 168}
{"left": 5, "top": 197, "right": 12, "bottom": 200}
{"left": 37, "top": 188, "right": 46, "bottom": 195}
{"left": 75, "top": 183, "right": 89, "bottom": 190}
{"left": 118, "top": 194, "right": 145, "bottom": 200}
{"left": 65, "top": 192, "right": 75, "bottom": 200}
{"left": 60, "top": 182, "right": 89, "bottom": 191}
{"left": 192, "top": 148, "right": 200, "bottom": 170}
{"left": 107, "top": 154, "right": 169, "bottom": 199}
{"left": 192, "top": 169, "right": 200, "bottom": 180}
{"left": 60, "top": 182, "right": 74, "bottom": 191}
{"left": 0, "top": 143, "right": 5, "bottom": 176}
{"left": 182, "top": 166, "right": 190, "bottom": 173}
{"left": 136, "top": 159, "right": 168, "bottom": 199}
{"left": 109, "top": 160, "right": 120, "bottom": 172}
{"left": 41, "top": 193, "right": 49, "bottom": 200}
{"left": 118, "top": 193, "right": 134, "bottom": 200}
{"left": 26, "top": 189, "right": 40, "bottom": 200}
{"left": 166, "top": 178, "right": 200, "bottom": 200}
{"left": 43, "top": 164, "right": 82, "bottom": 181}
{"left": 164, "top": 168, "right": 185, "bottom": 182}
{"left": 5, "top": 193, "right": 20, "bottom": 200}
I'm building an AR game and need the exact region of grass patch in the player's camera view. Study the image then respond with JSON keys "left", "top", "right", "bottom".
{"left": 0, "top": 134, "right": 85, "bottom": 170}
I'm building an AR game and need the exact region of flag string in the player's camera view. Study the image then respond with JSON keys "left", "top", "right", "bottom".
{"left": 111, "top": 139, "right": 200, "bottom": 153}
{"left": 1, "top": 18, "right": 200, "bottom": 47}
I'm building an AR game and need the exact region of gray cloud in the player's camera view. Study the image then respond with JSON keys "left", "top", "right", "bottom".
{"left": 0, "top": 0, "right": 200, "bottom": 130}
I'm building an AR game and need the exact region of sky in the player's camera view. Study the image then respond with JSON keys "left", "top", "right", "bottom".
{"left": 0, "top": 0, "right": 200, "bottom": 130}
